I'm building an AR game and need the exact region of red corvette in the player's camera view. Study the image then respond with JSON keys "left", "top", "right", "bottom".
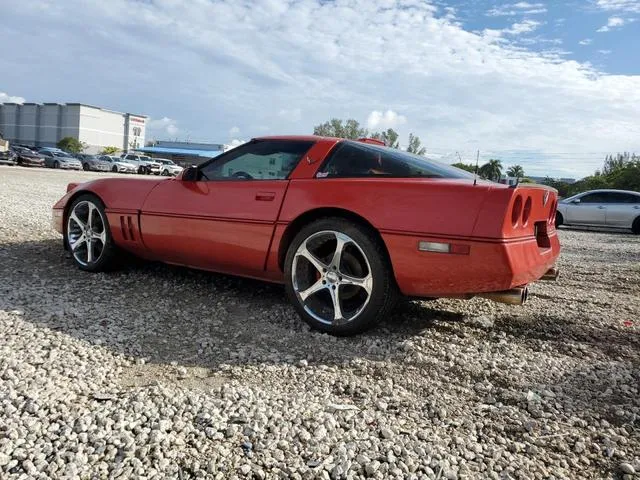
{"left": 53, "top": 136, "right": 560, "bottom": 335}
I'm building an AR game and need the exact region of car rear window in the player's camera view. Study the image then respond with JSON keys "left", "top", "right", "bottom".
{"left": 318, "top": 141, "right": 474, "bottom": 179}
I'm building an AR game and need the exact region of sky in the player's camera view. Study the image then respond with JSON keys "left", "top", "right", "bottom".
{"left": 1, "top": 0, "right": 639, "bottom": 179}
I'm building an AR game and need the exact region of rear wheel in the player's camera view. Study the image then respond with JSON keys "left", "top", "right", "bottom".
{"left": 112, "top": 165, "right": 118, "bottom": 173}
{"left": 284, "top": 217, "right": 397, "bottom": 336}
{"left": 65, "top": 194, "right": 118, "bottom": 272}
{"left": 53, "top": 161, "right": 60, "bottom": 169}
{"left": 555, "top": 211, "right": 563, "bottom": 228}
{"left": 83, "top": 163, "right": 90, "bottom": 171}
{"left": 633, "top": 216, "right": 640, "bottom": 235}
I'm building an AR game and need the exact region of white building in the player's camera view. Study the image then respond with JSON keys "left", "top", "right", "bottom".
{"left": 0, "top": 103, "right": 146, "bottom": 154}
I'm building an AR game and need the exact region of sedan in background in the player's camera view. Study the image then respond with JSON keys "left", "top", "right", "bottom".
{"left": 98, "top": 155, "right": 137, "bottom": 174}
{"left": 0, "top": 148, "right": 17, "bottom": 166}
{"left": 156, "top": 158, "right": 184, "bottom": 176}
{"left": 556, "top": 189, "right": 640, "bottom": 234}
{"left": 41, "top": 150, "right": 83, "bottom": 170}
{"left": 12, "top": 146, "right": 45, "bottom": 167}
{"left": 76, "top": 154, "right": 111, "bottom": 172}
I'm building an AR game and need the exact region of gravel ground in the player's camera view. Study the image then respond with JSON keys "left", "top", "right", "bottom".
{"left": 1, "top": 165, "right": 639, "bottom": 480}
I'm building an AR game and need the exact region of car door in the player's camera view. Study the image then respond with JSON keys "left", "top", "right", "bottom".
{"left": 605, "top": 192, "right": 640, "bottom": 228}
{"left": 139, "top": 139, "right": 314, "bottom": 278}
{"left": 564, "top": 192, "right": 607, "bottom": 226}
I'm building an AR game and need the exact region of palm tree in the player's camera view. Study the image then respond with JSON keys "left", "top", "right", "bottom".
{"left": 507, "top": 165, "right": 525, "bottom": 179}
{"left": 479, "top": 159, "right": 503, "bottom": 181}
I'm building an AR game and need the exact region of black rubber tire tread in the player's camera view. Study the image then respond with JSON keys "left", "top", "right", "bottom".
{"left": 632, "top": 216, "right": 640, "bottom": 235}
{"left": 555, "top": 211, "right": 563, "bottom": 228}
{"left": 284, "top": 217, "right": 398, "bottom": 336}
{"left": 66, "top": 194, "right": 119, "bottom": 272}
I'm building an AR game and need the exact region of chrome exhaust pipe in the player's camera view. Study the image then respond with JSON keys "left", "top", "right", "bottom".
{"left": 541, "top": 267, "right": 559, "bottom": 281}
{"left": 477, "top": 287, "right": 528, "bottom": 306}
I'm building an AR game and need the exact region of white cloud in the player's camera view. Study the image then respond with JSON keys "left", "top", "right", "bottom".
{"left": 0, "top": 92, "right": 25, "bottom": 103}
{"left": 278, "top": 108, "right": 302, "bottom": 122}
{"left": 579, "top": 38, "right": 593, "bottom": 45}
{"left": 483, "top": 19, "right": 542, "bottom": 39}
{"left": 366, "top": 110, "right": 407, "bottom": 130}
{"left": 597, "top": 16, "right": 627, "bottom": 31}
{"left": 486, "top": 2, "right": 547, "bottom": 16}
{"left": 147, "top": 117, "right": 179, "bottom": 139}
{"left": 228, "top": 138, "right": 247, "bottom": 148}
{"left": 1, "top": 0, "right": 638, "bottom": 178}
{"left": 598, "top": 49, "right": 613, "bottom": 54}
{"left": 229, "top": 126, "right": 240, "bottom": 135}
{"left": 595, "top": 0, "right": 640, "bottom": 13}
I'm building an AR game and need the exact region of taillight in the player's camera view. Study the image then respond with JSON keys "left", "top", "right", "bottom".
{"left": 511, "top": 195, "right": 523, "bottom": 227}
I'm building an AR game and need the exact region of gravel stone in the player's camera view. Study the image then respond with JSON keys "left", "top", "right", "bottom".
{"left": 0, "top": 167, "right": 638, "bottom": 480}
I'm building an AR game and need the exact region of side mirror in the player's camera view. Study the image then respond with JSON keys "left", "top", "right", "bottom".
{"left": 571, "top": 199, "right": 581, "bottom": 204}
{"left": 181, "top": 166, "right": 199, "bottom": 182}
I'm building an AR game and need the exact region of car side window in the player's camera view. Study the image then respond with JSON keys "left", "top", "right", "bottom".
{"left": 198, "top": 140, "right": 314, "bottom": 181}
{"left": 579, "top": 193, "right": 605, "bottom": 203}
{"left": 608, "top": 193, "right": 639, "bottom": 204}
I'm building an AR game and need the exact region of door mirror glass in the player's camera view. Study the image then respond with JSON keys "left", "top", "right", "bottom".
{"left": 571, "top": 199, "right": 581, "bottom": 204}
{"left": 181, "top": 166, "right": 199, "bottom": 181}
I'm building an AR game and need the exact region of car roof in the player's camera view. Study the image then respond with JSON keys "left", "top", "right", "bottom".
{"left": 577, "top": 189, "right": 640, "bottom": 195}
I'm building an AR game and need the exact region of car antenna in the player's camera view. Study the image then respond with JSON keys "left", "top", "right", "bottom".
{"left": 473, "top": 149, "right": 480, "bottom": 186}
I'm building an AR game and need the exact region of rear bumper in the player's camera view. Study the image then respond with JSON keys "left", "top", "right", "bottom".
{"left": 383, "top": 231, "right": 561, "bottom": 297}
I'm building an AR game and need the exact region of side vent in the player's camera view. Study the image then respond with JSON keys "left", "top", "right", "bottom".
{"left": 119, "top": 215, "right": 136, "bottom": 241}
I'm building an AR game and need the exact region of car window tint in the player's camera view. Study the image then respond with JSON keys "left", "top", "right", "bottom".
{"left": 199, "top": 140, "right": 314, "bottom": 181}
{"left": 607, "top": 192, "right": 639, "bottom": 203}
{"left": 579, "top": 193, "right": 606, "bottom": 203}
{"left": 318, "top": 141, "right": 474, "bottom": 179}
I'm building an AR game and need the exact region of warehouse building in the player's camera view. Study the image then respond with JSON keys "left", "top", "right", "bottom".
{"left": 135, "top": 140, "right": 228, "bottom": 166}
{"left": 0, "top": 103, "right": 146, "bottom": 154}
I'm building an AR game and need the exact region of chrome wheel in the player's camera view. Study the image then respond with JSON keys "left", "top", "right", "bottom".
{"left": 292, "top": 230, "right": 373, "bottom": 326}
{"left": 67, "top": 201, "right": 107, "bottom": 266}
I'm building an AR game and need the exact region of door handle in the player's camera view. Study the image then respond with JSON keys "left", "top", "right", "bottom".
{"left": 597, "top": 206, "right": 605, "bottom": 209}
{"left": 634, "top": 206, "right": 640, "bottom": 209}
{"left": 255, "top": 191, "right": 276, "bottom": 201}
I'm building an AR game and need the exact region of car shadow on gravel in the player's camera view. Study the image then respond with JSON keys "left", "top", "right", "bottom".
{"left": 1, "top": 239, "right": 454, "bottom": 371}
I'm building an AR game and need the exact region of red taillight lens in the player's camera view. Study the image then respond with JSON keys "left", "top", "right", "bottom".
{"left": 511, "top": 195, "right": 523, "bottom": 227}
{"left": 522, "top": 196, "right": 532, "bottom": 226}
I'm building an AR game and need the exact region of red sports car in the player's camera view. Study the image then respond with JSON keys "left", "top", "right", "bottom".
{"left": 52, "top": 136, "right": 560, "bottom": 335}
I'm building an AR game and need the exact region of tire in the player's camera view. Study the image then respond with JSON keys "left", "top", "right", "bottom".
{"left": 555, "top": 211, "right": 563, "bottom": 228}
{"left": 65, "top": 194, "right": 118, "bottom": 272}
{"left": 137, "top": 166, "right": 144, "bottom": 174}
{"left": 633, "top": 216, "right": 640, "bottom": 235}
{"left": 53, "top": 161, "right": 60, "bottom": 169}
{"left": 284, "top": 217, "right": 398, "bottom": 336}
{"left": 161, "top": 169, "right": 169, "bottom": 176}
{"left": 112, "top": 166, "right": 118, "bottom": 173}
{"left": 83, "top": 163, "right": 90, "bottom": 171}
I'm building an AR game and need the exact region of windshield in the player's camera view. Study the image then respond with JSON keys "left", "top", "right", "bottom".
{"left": 141, "top": 156, "right": 152, "bottom": 162}
{"left": 53, "top": 151, "right": 71, "bottom": 158}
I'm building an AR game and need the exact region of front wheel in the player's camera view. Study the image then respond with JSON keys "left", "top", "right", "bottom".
{"left": 555, "top": 211, "right": 563, "bottom": 228}
{"left": 83, "top": 163, "right": 90, "bottom": 171}
{"left": 633, "top": 216, "right": 640, "bottom": 235}
{"left": 53, "top": 161, "right": 60, "bottom": 169}
{"left": 65, "top": 194, "right": 118, "bottom": 272}
{"left": 112, "top": 165, "right": 118, "bottom": 173}
{"left": 284, "top": 217, "right": 397, "bottom": 336}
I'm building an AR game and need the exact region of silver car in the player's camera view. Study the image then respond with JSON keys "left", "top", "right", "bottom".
{"left": 40, "top": 150, "right": 83, "bottom": 170}
{"left": 556, "top": 189, "right": 640, "bottom": 234}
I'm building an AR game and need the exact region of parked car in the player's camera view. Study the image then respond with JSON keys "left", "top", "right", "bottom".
{"left": 41, "top": 150, "right": 82, "bottom": 170}
{"left": 75, "top": 154, "right": 111, "bottom": 172}
{"left": 52, "top": 136, "right": 561, "bottom": 336}
{"left": 97, "top": 155, "right": 137, "bottom": 174}
{"left": 0, "top": 148, "right": 17, "bottom": 166}
{"left": 120, "top": 153, "right": 161, "bottom": 174}
{"left": 156, "top": 158, "right": 184, "bottom": 176}
{"left": 556, "top": 189, "right": 640, "bottom": 234}
{"left": 12, "top": 146, "right": 45, "bottom": 167}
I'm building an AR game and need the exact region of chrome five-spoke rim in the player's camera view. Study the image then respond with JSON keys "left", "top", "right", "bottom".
{"left": 292, "top": 231, "right": 373, "bottom": 325}
{"left": 67, "top": 201, "right": 107, "bottom": 266}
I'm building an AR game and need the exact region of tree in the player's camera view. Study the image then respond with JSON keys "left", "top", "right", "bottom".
{"left": 506, "top": 165, "right": 525, "bottom": 178}
{"left": 371, "top": 128, "right": 400, "bottom": 148}
{"left": 57, "top": 137, "right": 86, "bottom": 154}
{"left": 313, "top": 118, "right": 368, "bottom": 139}
{"left": 100, "top": 146, "right": 120, "bottom": 155}
{"left": 478, "top": 159, "right": 503, "bottom": 181}
{"left": 406, "top": 133, "right": 426, "bottom": 155}
{"left": 451, "top": 162, "right": 476, "bottom": 173}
